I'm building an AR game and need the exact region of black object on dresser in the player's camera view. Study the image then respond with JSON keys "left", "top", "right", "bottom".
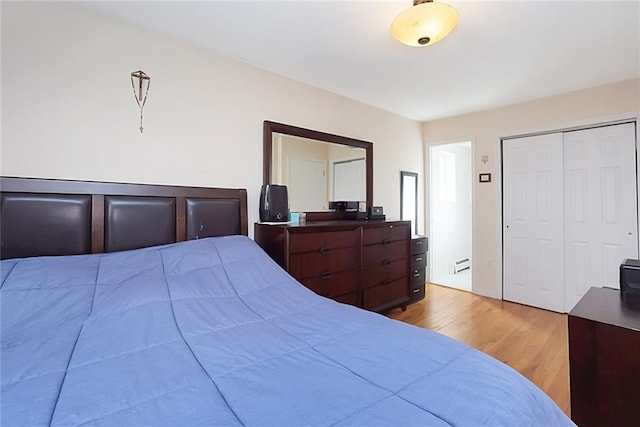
{"left": 568, "top": 286, "right": 640, "bottom": 427}
{"left": 409, "top": 235, "right": 428, "bottom": 304}
{"left": 254, "top": 220, "right": 411, "bottom": 312}
{"left": 620, "top": 258, "right": 640, "bottom": 295}
{"left": 259, "top": 184, "right": 289, "bottom": 222}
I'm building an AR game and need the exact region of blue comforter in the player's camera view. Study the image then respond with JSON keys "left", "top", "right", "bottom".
{"left": 1, "top": 236, "right": 572, "bottom": 426}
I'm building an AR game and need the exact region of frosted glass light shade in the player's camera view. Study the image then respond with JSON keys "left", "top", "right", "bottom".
{"left": 391, "top": 1, "right": 459, "bottom": 47}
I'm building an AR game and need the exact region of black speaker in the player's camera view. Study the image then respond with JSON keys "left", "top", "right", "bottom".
{"left": 621, "top": 259, "right": 640, "bottom": 296}
{"left": 329, "top": 201, "right": 359, "bottom": 211}
{"left": 259, "top": 184, "right": 289, "bottom": 222}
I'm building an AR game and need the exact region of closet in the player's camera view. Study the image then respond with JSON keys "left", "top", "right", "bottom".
{"left": 503, "top": 122, "right": 638, "bottom": 312}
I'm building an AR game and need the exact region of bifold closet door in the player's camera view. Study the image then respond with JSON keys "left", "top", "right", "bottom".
{"left": 503, "top": 133, "right": 565, "bottom": 312}
{"left": 504, "top": 122, "right": 638, "bottom": 313}
{"left": 563, "top": 123, "right": 638, "bottom": 310}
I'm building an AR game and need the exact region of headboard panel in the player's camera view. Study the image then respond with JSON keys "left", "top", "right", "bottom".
{"left": 0, "top": 177, "right": 248, "bottom": 260}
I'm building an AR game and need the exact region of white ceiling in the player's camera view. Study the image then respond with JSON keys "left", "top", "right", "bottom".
{"left": 79, "top": 0, "right": 640, "bottom": 122}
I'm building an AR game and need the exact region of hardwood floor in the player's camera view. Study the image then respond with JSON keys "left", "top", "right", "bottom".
{"left": 387, "top": 283, "right": 570, "bottom": 416}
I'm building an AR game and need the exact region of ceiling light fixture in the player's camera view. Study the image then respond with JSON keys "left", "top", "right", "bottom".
{"left": 391, "top": 0, "right": 459, "bottom": 47}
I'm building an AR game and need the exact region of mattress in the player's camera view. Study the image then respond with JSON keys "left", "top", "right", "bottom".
{"left": 1, "top": 235, "right": 573, "bottom": 426}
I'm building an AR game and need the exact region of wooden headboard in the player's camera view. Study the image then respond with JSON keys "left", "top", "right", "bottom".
{"left": 0, "top": 177, "right": 248, "bottom": 260}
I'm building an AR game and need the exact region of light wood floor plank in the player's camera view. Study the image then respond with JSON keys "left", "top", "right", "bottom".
{"left": 387, "top": 284, "right": 570, "bottom": 416}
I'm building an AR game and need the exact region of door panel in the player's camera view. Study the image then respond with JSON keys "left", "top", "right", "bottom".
{"left": 503, "top": 133, "right": 565, "bottom": 312}
{"left": 288, "top": 157, "right": 326, "bottom": 211}
{"left": 564, "top": 123, "right": 638, "bottom": 310}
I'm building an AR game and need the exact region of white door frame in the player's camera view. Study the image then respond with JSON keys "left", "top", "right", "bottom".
{"left": 497, "top": 112, "right": 640, "bottom": 301}
{"left": 425, "top": 139, "right": 476, "bottom": 292}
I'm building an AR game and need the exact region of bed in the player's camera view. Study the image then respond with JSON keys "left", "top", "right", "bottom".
{"left": 1, "top": 177, "right": 572, "bottom": 426}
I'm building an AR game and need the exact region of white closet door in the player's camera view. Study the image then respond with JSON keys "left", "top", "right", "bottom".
{"left": 503, "top": 133, "right": 565, "bottom": 312}
{"left": 564, "top": 123, "right": 639, "bottom": 311}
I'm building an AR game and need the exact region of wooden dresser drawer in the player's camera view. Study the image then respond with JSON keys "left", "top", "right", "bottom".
{"left": 300, "top": 269, "right": 359, "bottom": 298}
{"left": 363, "top": 277, "right": 408, "bottom": 310}
{"left": 289, "top": 229, "right": 358, "bottom": 253}
{"left": 363, "top": 241, "right": 407, "bottom": 267}
{"left": 410, "top": 285, "right": 425, "bottom": 302}
{"left": 411, "top": 268, "right": 426, "bottom": 288}
{"left": 363, "top": 223, "right": 409, "bottom": 246}
{"left": 411, "top": 236, "right": 428, "bottom": 255}
{"left": 334, "top": 291, "right": 359, "bottom": 306}
{"left": 363, "top": 258, "right": 407, "bottom": 289}
{"left": 289, "top": 247, "right": 358, "bottom": 279}
{"left": 412, "top": 253, "right": 426, "bottom": 270}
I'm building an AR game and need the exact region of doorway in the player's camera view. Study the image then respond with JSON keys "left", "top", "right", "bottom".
{"left": 429, "top": 141, "right": 473, "bottom": 291}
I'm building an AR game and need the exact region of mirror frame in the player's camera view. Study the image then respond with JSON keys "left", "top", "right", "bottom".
{"left": 400, "top": 170, "right": 418, "bottom": 235}
{"left": 263, "top": 120, "right": 373, "bottom": 211}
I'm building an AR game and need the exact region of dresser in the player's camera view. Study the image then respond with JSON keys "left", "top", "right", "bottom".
{"left": 568, "top": 286, "right": 640, "bottom": 427}
{"left": 254, "top": 220, "right": 411, "bottom": 312}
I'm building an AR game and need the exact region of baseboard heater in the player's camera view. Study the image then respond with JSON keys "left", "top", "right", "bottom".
{"left": 453, "top": 258, "right": 470, "bottom": 274}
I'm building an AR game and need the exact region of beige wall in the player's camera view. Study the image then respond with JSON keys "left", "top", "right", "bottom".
{"left": 423, "top": 78, "right": 640, "bottom": 298}
{"left": 1, "top": 2, "right": 424, "bottom": 233}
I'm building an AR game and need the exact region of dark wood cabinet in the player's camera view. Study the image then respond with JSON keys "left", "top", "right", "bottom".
{"left": 254, "top": 220, "right": 411, "bottom": 312}
{"left": 568, "top": 286, "right": 640, "bottom": 427}
{"left": 409, "top": 235, "right": 428, "bottom": 303}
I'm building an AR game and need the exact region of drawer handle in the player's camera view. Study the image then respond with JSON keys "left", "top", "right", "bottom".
{"left": 413, "top": 272, "right": 421, "bottom": 278}
{"left": 320, "top": 271, "right": 333, "bottom": 280}
{"left": 383, "top": 279, "right": 393, "bottom": 286}
{"left": 415, "top": 257, "right": 423, "bottom": 261}
{"left": 412, "top": 288, "right": 420, "bottom": 294}
{"left": 382, "top": 239, "right": 391, "bottom": 246}
{"left": 415, "top": 241, "right": 423, "bottom": 245}
{"left": 319, "top": 247, "right": 333, "bottom": 254}
{"left": 382, "top": 259, "right": 392, "bottom": 266}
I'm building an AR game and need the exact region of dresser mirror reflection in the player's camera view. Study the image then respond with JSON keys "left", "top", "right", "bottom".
{"left": 263, "top": 121, "right": 373, "bottom": 213}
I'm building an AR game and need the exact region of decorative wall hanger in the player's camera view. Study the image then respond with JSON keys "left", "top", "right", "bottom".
{"left": 130, "top": 70, "right": 150, "bottom": 133}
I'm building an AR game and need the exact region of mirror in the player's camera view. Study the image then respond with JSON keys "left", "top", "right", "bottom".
{"left": 263, "top": 121, "right": 373, "bottom": 213}
{"left": 401, "top": 171, "right": 418, "bottom": 234}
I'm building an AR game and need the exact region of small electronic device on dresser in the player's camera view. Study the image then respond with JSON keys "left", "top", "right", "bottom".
{"left": 620, "top": 258, "right": 640, "bottom": 296}
{"left": 259, "top": 184, "right": 289, "bottom": 222}
{"left": 329, "top": 201, "right": 367, "bottom": 220}
{"left": 368, "top": 206, "right": 385, "bottom": 220}
{"left": 409, "top": 235, "right": 428, "bottom": 304}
